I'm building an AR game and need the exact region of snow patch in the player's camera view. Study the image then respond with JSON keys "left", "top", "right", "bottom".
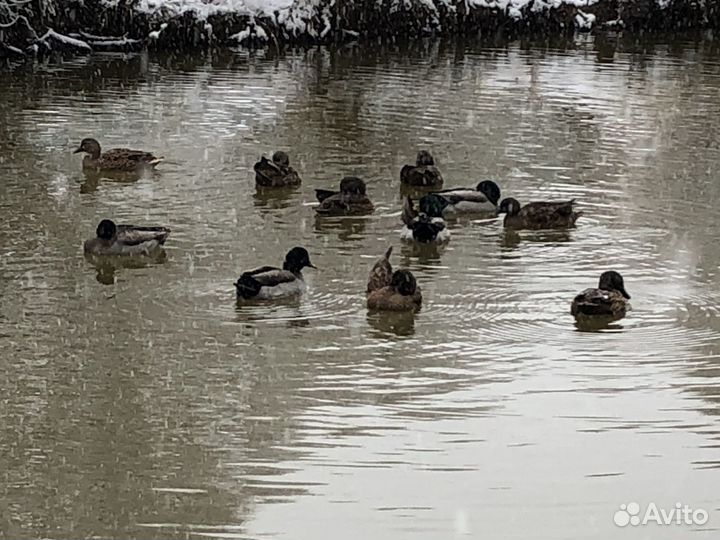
{"left": 574, "top": 9, "right": 595, "bottom": 30}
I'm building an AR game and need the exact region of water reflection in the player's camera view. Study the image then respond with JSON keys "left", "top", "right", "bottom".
{"left": 366, "top": 310, "right": 416, "bottom": 337}
{"left": 79, "top": 169, "right": 151, "bottom": 193}
{"left": 85, "top": 251, "right": 168, "bottom": 285}
{"left": 313, "top": 215, "right": 368, "bottom": 241}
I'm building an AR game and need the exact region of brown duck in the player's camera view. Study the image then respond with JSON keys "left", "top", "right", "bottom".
{"left": 498, "top": 197, "right": 581, "bottom": 230}
{"left": 366, "top": 246, "right": 422, "bottom": 312}
{"left": 400, "top": 150, "right": 443, "bottom": 187}
{"left": 315, "top": 176, "right": 374, "bottom": 215}
{"left": 74, "top": 138, "right": 163, "bottom": 172}
{"left": 254, "top": 151, "right": 301, "bottom": 187}
{"left": 571, "top": 271, "right": 631, "bottom": 320}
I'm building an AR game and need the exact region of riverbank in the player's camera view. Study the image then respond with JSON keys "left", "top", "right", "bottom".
{"left": 1, "top": 0, "right": 718, "bottom": 60}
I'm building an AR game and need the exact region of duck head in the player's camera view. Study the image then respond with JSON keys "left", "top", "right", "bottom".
{"left": 477, "top": 180, "right": 501, "bottom": 206}
{"left": 272, "top": 151, "right": 290, "bottom": 167}
{"left": 283, "top": 247, "right": 316, "bottom": 273}
{"left": 599, "top": 271, "right": 630, "bottom": 299}
{"left": 415, "top": 150, "right": 435, "bottom": 167}
{"left": 391, "top": 269, "right": 417, "bottom": 296}
{"left": 96, "top": 219, "right": 117, "bottom": 240}
{"left": 419, "top": 193, "right": 449, "bottom": 217}
{"left": 74, "top": 138, "right": 101, "bottom": 159}
{"left": 499, "top": 197, "right": 521, "bottom": 216}
{"left": 339, "top": 176, "right": 367, "bottom": 195}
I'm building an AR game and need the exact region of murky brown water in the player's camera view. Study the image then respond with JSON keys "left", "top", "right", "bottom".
{"left": 1, "top": 35, "right": 720, "bottom": 539}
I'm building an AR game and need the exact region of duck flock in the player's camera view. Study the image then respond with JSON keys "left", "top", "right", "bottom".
{"left": 76, "top": 138, "right": 632, "bottom": 323}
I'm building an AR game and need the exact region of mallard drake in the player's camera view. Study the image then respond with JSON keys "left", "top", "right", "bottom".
{"left": 83, "top": 219, "right": 171, "bottom": 256}
{"left": 400, "top": 150, "right": 444, "bottom": 187}
{"left": 498, "top": 197, "right": 581, "bottom": 230}
{"left": 314, "top": 176, "right": 374, "bottom": 215}
{"left": 432, "top": 180, "right": 501, "bottom": 215}
{"left": 571, "top": 271, "right": 631, "bottom": 320}
{"left": 400, "top": 194, "right": 450, "bottom": 244}
{"left": 254, "top": 151, "right": 301, "bottom": 187}
{"left": 366, "top": 246, "right": 422, "bottom": 311}
{"left": 74, "top": 138, "right": 163, "bottom": 172}
{"left": 235, "top": 247, "right": 315, "bottom": 300}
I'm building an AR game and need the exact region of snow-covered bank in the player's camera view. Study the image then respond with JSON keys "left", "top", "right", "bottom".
{"left": 1, "top": 0, "right": 718, "bottom": 59}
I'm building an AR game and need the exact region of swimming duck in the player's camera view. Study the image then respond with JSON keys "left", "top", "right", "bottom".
{"left": 315, "top": 176, "right": 374, "bottom": 215}
{"left": 400, "top": 194, "right": 450, "bottom": 244}
{"left": 571, "top": 271, "right": 631, "bottom": 320}
{"left": 400, "top": 150, "right": 444, "bottom": 187}
{"left": 432, "top": 180, "right": 501, "bottom": 215}
{"left": 83, "top": 219, "right": 171, "bottom": 256}
{"left": 366, "top": 246, "right": 422, "bottom": 311}
{"left": 74, "top": 138, "right": 163, "bottom": 172}
{"left": 254, "top": 151, "right": 302, "bottom": 187}
{"left": 235, "top": 247, "right": 315, "bottom": 300}
{"left": 498, "top": 197, "right": 581, "bottom": 230}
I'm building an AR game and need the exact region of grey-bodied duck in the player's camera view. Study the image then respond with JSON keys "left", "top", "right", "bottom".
{"left": 235, "top": 247, "right": 315, "bottom": 300}
{"left": 74, "top": 138, "right": 163, "bottom": 172}
{"left": 84, "top": 219, "right": 170, "bottom": 256}
{"left": 432, "top": 180, "right": 501, "bottom": 216}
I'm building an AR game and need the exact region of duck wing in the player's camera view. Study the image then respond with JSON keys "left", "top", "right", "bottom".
{"left": 116, "top": 225, "right": 171, "bottom": 246}
{"left": 315, "top": 189, "right": 340, "bottom": 203}
{"left": 402, "top": 196, "right": 418, "bottom": 227}
{"left": 520, "top": 200, "right": 580, "bottom": 228}
{"left": 433, "top": 188, "right": 488, "bottom": 205}
{"left": 102, "top": 148, "right": 163, "bottom": 169}
{"left": 367, "top": 246, "right": 393, "bottom": 293}
{"left": 571, "top": 288, "right": 626, "bottom": 317}
{"left": 400, "top": 164, "right": 414, "bottom": 183}
{"left": 235, "top": 266, "right": 298, "bottom": 299}
{"left": 254, "top": 156, "right": 283, "bottom": 185}
{"left": 401, "top": 166, "right": 443, "bottom": 186}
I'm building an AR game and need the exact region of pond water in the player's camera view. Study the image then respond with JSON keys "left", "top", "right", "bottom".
{"left": 1, "top": 34, "right": 720, "bottom": 539}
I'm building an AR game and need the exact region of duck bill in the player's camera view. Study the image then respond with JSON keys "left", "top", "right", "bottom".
{"left": 619, "top": 287, "right": 631, "bottom": 299}
{"left": 307, "top": 263, "right": 318, "bottom": 269}
{"left": 73, "top": 147, "right": 83, "bottom": 154}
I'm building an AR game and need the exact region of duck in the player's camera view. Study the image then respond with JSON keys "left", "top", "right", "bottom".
{"left": 83, "top": 219, "right": 171, "bottom": 256}
{"left": 254, "top": 151, "right": 301, "bottom": 187}
{"left": 366, "top": 246, "right": 422, "bottom": 311}
{"left": 74, "top": 138, "right": 163, "bottom": 172}
{"left": 235, "top": 247, "right": 315, "bottom": 300}
{"left": 400, "top": 194, "right": 450, "bottom": 244}
{"left": 314, "top": 176, "right": 374, "bottom": 215}
{"left": 400, "top": 150, "right": 443, "bottom": 187}
{"left": 498, "top": 197, "right": 581, "bottom": 230}
{"left": 571, "top": 271, "right": 631, "bottom": 320}
{"left": 431, "top": 180, "right": 502, "bottom": 215}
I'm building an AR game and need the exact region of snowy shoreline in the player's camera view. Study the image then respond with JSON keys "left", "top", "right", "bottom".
{"left": 0, "top": 0, "right": 717, "bottom": 60}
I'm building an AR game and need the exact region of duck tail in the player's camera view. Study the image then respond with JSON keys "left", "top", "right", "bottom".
{"left": 156, "top": 228, "right": 171, "bottom": 244}
{"left": 384, "top": 245, "right": 393, "bottom": 261}
{"left": 315, "top": 189, "right": 338, "bottom": 203}
{"left": 235, "top": 273, "right": 261, "bottom": 299}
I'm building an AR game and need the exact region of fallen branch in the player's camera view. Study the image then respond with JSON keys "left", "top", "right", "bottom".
{"left": 36, "top": 28, "right": 92, "bottom": 54}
